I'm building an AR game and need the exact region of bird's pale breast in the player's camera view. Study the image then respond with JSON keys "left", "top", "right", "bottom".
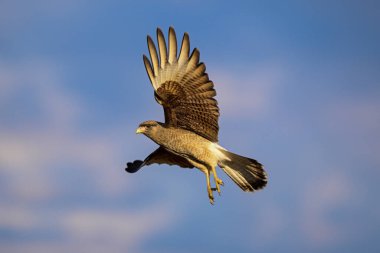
{"left": 155, "top": 127, "right": 217, "bottom": 165}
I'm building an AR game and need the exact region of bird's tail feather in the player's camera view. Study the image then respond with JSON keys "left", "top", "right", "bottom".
{"left": 216, "top": 147, "right": 268, "bottom": 192}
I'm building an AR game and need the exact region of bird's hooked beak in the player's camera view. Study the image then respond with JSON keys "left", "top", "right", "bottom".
{"left": 136, "top": 126, "right": 144, "bottom": 134}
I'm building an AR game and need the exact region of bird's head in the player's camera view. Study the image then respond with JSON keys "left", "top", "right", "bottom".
{"left": 136, "top": 120, "right": 162, "bottom": 137}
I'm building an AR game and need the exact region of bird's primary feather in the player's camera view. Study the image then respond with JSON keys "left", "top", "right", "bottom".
{"left": 143, "top": 27, "right": 219, "bottom": 142}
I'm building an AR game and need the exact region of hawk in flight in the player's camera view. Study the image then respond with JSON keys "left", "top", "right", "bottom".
{"left": 126, "top": 27, "right": 268, "bottom": 204}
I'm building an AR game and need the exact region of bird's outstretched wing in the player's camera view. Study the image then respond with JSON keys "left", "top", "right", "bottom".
{"left": 143, "top": 27, "right": 219, "bottom": 142}
{"left": 125, "top": 147, "right": 194, "bottom": 173}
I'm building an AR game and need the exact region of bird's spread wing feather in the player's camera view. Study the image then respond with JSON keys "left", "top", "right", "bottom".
{"left": 145, "top": 147, "right": 194, "bottom": 168}
{"left": 143, "top": 27, "right": 219, "bottom": 142}
{"left": 125, "top": 147, "right": 194, "bottom": 173}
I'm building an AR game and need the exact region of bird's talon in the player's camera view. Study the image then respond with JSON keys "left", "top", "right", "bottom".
{"left": 216, "top": 178, "right": 224, "bottom": 186}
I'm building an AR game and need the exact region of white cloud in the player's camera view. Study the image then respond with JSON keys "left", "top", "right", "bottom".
{"left": 0, "top": 60, "right": 128, "bottom": 199}
{"left": 1, "top": 60, "right": 83, "bottom": 127}
{"left": 0, "top": 59, "right": 177, "bottom": 253}
{"left": 0, "top": 205, "right": 40, "bottom": 230}
{"left": 252, "top": 203, "right": 287, "bottom": 243}
{"left": 325, "top": 97, "right": 380, "bottom": 136}
{"left": 323, "top": 96, "right": 380, "bottom": 168}
{"left": 0, "top": 205, "right": 176, "bottom": 253}
{"left": 0, "top": 59, "right": 165, "bottom": 209}
{"left": 211, "top": 63, "right": 285, "bottom": 118}
{"left": 61, "top": 208, "right": 175, "bottom": 253}
{"left": 300, "top": 171, "right": 352, "bottom": 246}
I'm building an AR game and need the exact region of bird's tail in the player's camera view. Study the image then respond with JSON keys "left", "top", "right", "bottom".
{"left": 216, "top": 146, "right": 268, "bottom": 192}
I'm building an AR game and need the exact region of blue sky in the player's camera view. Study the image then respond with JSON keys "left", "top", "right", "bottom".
{"left": 1, "top": 0, "right": 379, "bottom": 252}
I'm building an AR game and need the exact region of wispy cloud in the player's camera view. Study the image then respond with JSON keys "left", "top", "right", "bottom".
{"left": 0, "top": 59, "right": 176, "bottom": 252}
{"left": 300, "top": 171, "right": 352, "bottom": 246}
{"left": 0, "top": 206, "right": 175, "bottom": 253}
{"left": 61, "top": 208, "right": 175, "bottom": 253}
{"left": 323, "top": 97, "right": 380, "bottom": 167}
{"left": 211, "top": 63, "right": 286, "bottom": 119}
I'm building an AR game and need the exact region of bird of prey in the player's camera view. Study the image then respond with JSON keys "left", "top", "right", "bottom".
{"left": 126, "top": 27, "right": 267, "bottom": 204}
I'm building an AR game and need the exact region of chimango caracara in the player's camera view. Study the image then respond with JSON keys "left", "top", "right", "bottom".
{"left": 126, "top": 27, "right": 268, "bottom": 204}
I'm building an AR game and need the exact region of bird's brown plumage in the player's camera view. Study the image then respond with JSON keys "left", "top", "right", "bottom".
{"left": 125, "top": 27, "right": 268, "bottom": 204}
{"left": 144, "top": 27, "right": 219, "bottom": 142}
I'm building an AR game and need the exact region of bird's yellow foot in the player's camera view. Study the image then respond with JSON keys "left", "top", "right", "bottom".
{"left": 203, "top": 168, "right": 215, "bottom": 205}
{"left": 216, "top": 178, "right": 224, "bottom": 186}
{"left": 211, "top": 168, "right": 224, "bottom": 196}
{"left": 215, "top": 179, "right": 222, "bottom": 196}
{"left": 211, "top": 178, "right": 224, "bottom": 194}
{"left": 207, "top": 180, "right": 215, "bottom": 204}
{"left": 208, "top": 190, "right": 215, "bottom": 205}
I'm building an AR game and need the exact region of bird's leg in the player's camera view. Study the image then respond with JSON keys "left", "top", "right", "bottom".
{"left": 204, "top": 169, "right": 214, "bottom": 205}
{"left": 190, "top": 161, "right": 215, "bottom": 205}
{"left": 198, "top": 165, "right": 214, "bottom": 205}
{"left": 211, "top": 166, "right": 224, "bottom": 195}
